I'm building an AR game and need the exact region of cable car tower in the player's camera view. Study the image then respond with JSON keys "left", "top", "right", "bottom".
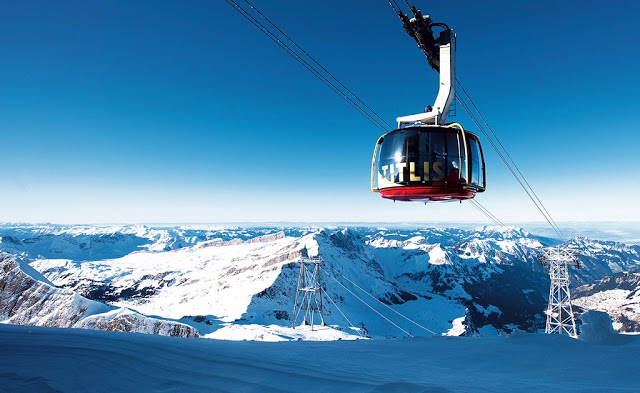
{"left": 537, "top": 247, "right": 581, "bottom": 338}
{"left": 371, "top": 5, "right": 486, "bottom": 202}
{"left": 292, "top": 256, "right": 326, "bottom": 330}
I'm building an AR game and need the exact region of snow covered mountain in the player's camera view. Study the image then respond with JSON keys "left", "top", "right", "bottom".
{"left": 566, "top": 237, "right": 640, "bottom": 284}
{"left": 1, "top": 223, "right": 639, "bottom": 340}
{"left": 0, "top": 223, "right": 308, "bottom": 260}
{"left": 0, "top": 254, "right": 198, "bottom": 337}
{"left": 573, "top": 271, "right": 640, "bottom": 332}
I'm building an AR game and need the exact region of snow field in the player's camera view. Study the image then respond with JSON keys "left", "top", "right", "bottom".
{"left": 1, "top": 323, "right": 639, "bottom": 392}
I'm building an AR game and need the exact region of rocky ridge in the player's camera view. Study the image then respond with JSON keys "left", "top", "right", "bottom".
{"left": 0, "top": 254, "right": 198, "bottom": 338}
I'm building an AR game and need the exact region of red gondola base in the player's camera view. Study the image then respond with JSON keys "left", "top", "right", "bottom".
{"left": 379, "top": 186, "right": 476, "bottom": 202}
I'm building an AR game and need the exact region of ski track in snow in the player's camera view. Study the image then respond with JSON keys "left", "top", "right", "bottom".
{"left": 1, "top": 323, "right": 639, "bottom": 393}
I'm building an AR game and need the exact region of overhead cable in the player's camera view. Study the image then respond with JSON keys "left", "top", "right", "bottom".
{"left": 241, "top": 0, "right": 394, "bottom": 131}
{"left": 322, "top": 290, "right": 365, "bottom": 337}
{"left": 456, "top": 81, "right": 565, "bottom": 239}
{"left": 468, "top": 199, "right": 506, "bottom": 228}
{"left": 455, "top": 89, "right": 565, "bottom": 240}
{"left": 322, "top": 266, "right": 413, "bottom": 337}
{"left": 324, "top": 265, "right": 436, "bottom": 336}
{"left": 224, "top": 0, "right": 392, "bottom": 133}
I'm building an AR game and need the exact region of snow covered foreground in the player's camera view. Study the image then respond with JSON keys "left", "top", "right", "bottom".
{"left": 1, "top": 324, "right": 638, "bottom": 393}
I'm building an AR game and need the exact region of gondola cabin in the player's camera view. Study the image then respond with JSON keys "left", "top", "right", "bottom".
{"left": 371, "top": 8, "right": 488, "bottom": 202}
{"left": 371, "top": 124, "right": 485, "bottom": 202}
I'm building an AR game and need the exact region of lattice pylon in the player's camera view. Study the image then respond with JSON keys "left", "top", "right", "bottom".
{"left": 540, "top": 247, "right": 578, "bottom": 338}
{"left": 292, "top": 256, "right": 326, "bottom": 330}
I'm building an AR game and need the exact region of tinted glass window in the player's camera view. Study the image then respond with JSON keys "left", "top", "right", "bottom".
{"left": 376, "top": 127, "right": 470, "bottom": 187}
{"left": 445, "top": 131, "right": 465, "bottom": 184}
{"left": 469, "top": 137, "right": 480, "bottom": 186}
{"left": 430, "top": 131, "right": 445, "bottom": 182}
{"left": 378, "top": 129, "right": 418, "bottom": 183}
{"left": 477, "top": 137, "right": 485, "bottom": 188}
{"left": 431, "top": 131, "right": 445, "bottom": 156}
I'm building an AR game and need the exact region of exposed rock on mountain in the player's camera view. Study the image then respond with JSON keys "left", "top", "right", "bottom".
{"left": 0, "top": 254, "right": 198, "bottom": 338}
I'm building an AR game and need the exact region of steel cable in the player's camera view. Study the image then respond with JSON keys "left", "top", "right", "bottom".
{"left": 456, "top": 93, "right": 565, "bottom": 240}
{"left": 468, "top": 199, "right": 506, "bottom": 228}
{"left": 456, "top": 80, "right": 565, "bottom": 239}
{"left": 225, "top": 0, "right": 392, "bottom": 133}
{"left": 321, "top": 266, "right": 413, "bottom": 337}
{"left": 241, "top": 0, "right": 394, "bottom": 131}
{"left": 324, "top": 265, "right": 437, "bottom": 336}
{"left": 321, "top": 289, "right": 365, "bottom": 337}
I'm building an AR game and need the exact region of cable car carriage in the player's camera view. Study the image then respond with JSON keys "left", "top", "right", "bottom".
{"left": 372, "top": 124, "right": 485, "bottom": 202}
{"left": 372, "top": 7, "right": 485, "bottom": 202}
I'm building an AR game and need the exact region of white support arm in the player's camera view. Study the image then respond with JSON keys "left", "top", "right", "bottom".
{"left": 397, "top": 30, "right": 456, "bottom": 127}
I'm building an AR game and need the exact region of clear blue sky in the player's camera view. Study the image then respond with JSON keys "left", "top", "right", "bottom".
{"left": 1, "top": 0, "right": 639, "bottom": 224}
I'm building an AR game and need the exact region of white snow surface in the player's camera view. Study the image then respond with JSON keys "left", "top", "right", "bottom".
{"left": 206, "top": 323, "right": 362, "bottom": 342}
{"left": 33, "top": 231, "right": 305, "bottom": 322}
{"left": 579, "top": 310, "right": 619, "bottom": 343}
{"left": 29, "top": 229, "right": 473, "bottom": 338}
{"left": 1, "top": 323, "right": 639, "bottom": 392}
{"left": 574, "top": 283, "right": 640, "bottom": 332}
{"left": 0, "top": 255, "right": 198, "bottom": 338}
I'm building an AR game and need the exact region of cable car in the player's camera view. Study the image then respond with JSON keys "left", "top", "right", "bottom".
{"left": 371, "top": 124, "right": 485, "bottom": 202}
{"left": 372, "top": 7, "right": 485, "bottom": 202}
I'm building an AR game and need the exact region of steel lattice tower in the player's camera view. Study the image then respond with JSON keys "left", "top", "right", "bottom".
{"left": 538, "top": 247, "right": 581, "bottom": 338}
{"left": 292, "top": 256, "right": 326, "bottom": 330}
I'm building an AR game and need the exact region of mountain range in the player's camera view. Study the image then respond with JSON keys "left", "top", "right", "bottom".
{"left": 1, "top": 223, "right": 638, "bottom": 340}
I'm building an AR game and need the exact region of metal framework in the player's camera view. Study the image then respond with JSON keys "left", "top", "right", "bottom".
{"left": 396, "top": 29, "right": 455, "bottom": 127}
{"left": 292, "top": 256, "right": 326, "bottom": 330}
{"left": 394, "top": 7, "right": 456, "bottom": 127}
{"left": 538, "top": 247, "right": 580, "bottom": 338}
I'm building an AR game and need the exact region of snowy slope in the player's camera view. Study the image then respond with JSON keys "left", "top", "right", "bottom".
{"left": 31, "top": 232, "right": 307, "bottom": 321}
{"left": 29, "top": 229, "right": 474, "bottom": 338}
{"left": 1, "top": 323, "right": 639, "bottom": 393}
{"left": 0, "top": 254, "right": 197, "bottom": 337}
{"left": 566, "top": 237, "right": 640, "bottom": 285}
{"left": 573, "top": 271, "right": 640, "bottom": 332}
{"left": 0, "top": 224, "right": 158, "bottom": 260}
{"left": 0, "top": 223, "right": 313, "bottom": 260}
{"left": 3, "top": 224, "right": 640, "bottom": 339}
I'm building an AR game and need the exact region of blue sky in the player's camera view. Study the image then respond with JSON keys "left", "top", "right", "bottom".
{"left": 1, "top": 0, "right": 639, "bottom": 224}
